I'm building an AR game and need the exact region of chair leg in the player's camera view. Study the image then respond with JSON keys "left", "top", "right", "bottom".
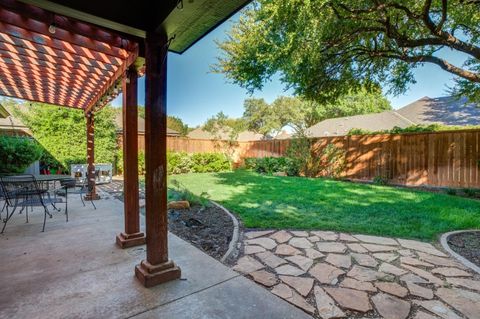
{"left": 65, "top": 189, "right": 68, "bottom": 222}
{"left": 80, "top": 192, "right": 85, "bottom": 207}
{"left": 91, "top": 198, "right": 96, "bottom": 210}
{"left": 1, "top": 206, "right": 16, "bottom": 234}
{"left": 42, "top": 207, "right": 48, "bottom": 232}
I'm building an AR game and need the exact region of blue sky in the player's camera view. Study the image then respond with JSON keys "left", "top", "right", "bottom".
{"left": 111, "top": 13, "right": 467, "bottom": 127}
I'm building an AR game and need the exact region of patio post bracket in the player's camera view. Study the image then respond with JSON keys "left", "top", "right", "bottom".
{"left": 135, "top": 30, "right": 181, "bottom": 287}
{"left": 116, "top": 66, "right": 145, "bottom": 249}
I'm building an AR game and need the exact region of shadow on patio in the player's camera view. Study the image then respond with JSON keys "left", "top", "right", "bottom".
{"left": 0, "top": 196, "right": 310, "bottom": 319}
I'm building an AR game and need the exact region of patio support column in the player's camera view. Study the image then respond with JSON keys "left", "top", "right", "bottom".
{"left": 116, "top": 67, "right": 146, "bottom": 248}
{"left": 135, "top": 30, "right": 181, "bottom": 287}
{"left": 85, "top": 111, "right": 100, "bottom": 200}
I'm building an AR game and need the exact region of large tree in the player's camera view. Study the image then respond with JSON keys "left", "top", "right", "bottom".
{"left": 243, "top": 89, "right": 391, "bottom": 136}
{"left": 215, "top": 0, "right": 480, "bottom": 102}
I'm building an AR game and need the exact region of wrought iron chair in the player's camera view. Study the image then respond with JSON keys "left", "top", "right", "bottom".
{"left": 60, "top": 178, "right": 96, "bottom": 211}
{"left": 0, "top": 174, "right": 61, "bottom": 233}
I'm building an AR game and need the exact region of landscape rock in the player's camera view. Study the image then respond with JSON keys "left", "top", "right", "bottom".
{"left": 446, "top": 277, "right": 480, "bottom": 292}
{"left": 379, "top": 263, "right": 408, "bottom": 276}
{"left": 290, "top": 230, "right": 309, "bottom": 237}
{"left": 279, "top": 275, "right": 314, "bottom": 296}
{"left": 399, "top": 273, "right": 429, "bottom": 284}
{"left": 244, "top": 230, "right": 274, "bottom": 239}
{"left": 325, "top": 253, "right": 352, "bottom": 269}
{"left": 373, "top": 253, "right": 399, "bottom": 262}
{"left": 397, "top": 249, "right": 414, "bottom": 257}
{"left": 413, "top": 310, "right": 440, "bottom": 319}
{"left": 307, "top": 235, "right": 320, "bottom": 243}
{"left": 417, "top": 252, "right": 465, "bottom": 268}
{"left": 305, "top": 248, "right": 325, "bottom": 260}
{"left": 401, "top": 264, "right": 443, "bottom": 285}
{"left": 371, "top": 293, "right": 411, "bottom": 319}
{"left": 362, "top": 243, "right": 397, "bottom": 252}
{"left": 339, "top": 233, "right": 359, "bottom": 242}
{"left": 309, "top": 263, "right": 345, "bottom": 285}
{"left": 347, "top": 243, "right": 369, "bottom": 253}
{"left": 399, "top": 257, "right": 433, "bottom": 268}
{"left": 432, "top": 267, "right": 472, "bottom": 277}
{"left": 436, "top": 287, "right": 480, "bottom": 319}
{"left": 311, "top": 231, "right": 338, "bottom": 241}
{"left": 324, "top": 287, "right": 372, "bottom": 312}
{"left": 250, "top": 270, "right": 277, "bottom": 287}
{"left": 414, "top": 300, "right": 462, "bottom": 319}
{"left": 347, "top": 265, "right": 389, "bottom": 282}
{"left": 167, "top": 200, "right": 190, "bottom": 210}
{"left": 314, "top": 286, "right": 346, "bottom": 319}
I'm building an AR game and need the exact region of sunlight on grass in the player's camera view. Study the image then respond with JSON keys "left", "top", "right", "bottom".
{"left": 169, "top": 170, "right": 480, "bottom": 241}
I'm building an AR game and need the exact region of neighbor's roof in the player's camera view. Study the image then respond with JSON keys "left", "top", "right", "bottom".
{"left": 187, "top": 127, "right": 266, "bottom": 141}
{"left": 114, "top": 112, "right": 180, "bottom": 136}
{"left": 0, "top": 108, "right": 31, "bottom": 135}
{"left": 274, "top": 130, "right": 291, "bottom": 140}
{"left": 396, "top": 96, "right": 480, "bottom": 126}
{"left": 305, "top": 111, "right": 414, "bottom": 137}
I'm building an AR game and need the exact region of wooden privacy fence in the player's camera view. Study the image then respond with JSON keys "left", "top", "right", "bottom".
{"left": 135, "top": 130, "right": 480, "bottom": 188}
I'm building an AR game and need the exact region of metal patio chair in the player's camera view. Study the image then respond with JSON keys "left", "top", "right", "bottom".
{"left": 0, "top": 175, "right": 62, "bottom": 233}
{"left": 59, "top": 178, "right": 97, "bottom": 211}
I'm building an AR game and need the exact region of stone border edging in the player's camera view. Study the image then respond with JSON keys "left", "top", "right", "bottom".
{"left": 210, "top": 201, "right": 240, "bottom": 263}
{"left": 440, "top": 229, "right": 480, "bottom": 274}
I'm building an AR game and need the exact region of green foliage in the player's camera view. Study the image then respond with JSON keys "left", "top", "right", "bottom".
{"left": 348, "top": 124, "right": 480, "bottom": 136}
{"left": 167, "top": 116, "right": 190, "bottom": 136}
{"left": 243, "top": 91, "right": 391, "bottom": 137}
{"left": 138, "top": 151, "right": 146, "bottom": 175}
{"left": 446, "top": 188, "right": 457, "bottom": 196}
{"left": 0, "top": 136, "right": 43, "bottom": 174}
{"left": 169, "top": 180, "right": 210, "bottom": 207}
{"left": 243, "top": 156, "right": 300, "bottom": 176}
{"left": 463, "top": 188, "right": 478, "bottom": 198}
{"left": 215, "top": 0, "right": 480, "bottom": 103}
{"left": 167, "top": 152, "right": 231, "bottom": 175}
{"left": 11, "top": 103, "right": 117, "bottom": 172}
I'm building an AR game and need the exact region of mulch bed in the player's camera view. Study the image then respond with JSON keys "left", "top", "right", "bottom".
{"left": 167, "top": 204, "right": 234, "bottom": 260}
{"left": 447, "top": 231, "right": 480, "bottom": 267}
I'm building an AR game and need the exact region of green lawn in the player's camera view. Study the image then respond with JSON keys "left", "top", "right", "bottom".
{"left": 169, "top": 170, "right": 480, "bottom": 241}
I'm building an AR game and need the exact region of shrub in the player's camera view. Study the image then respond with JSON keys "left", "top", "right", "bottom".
{"left": 373, "top": 175, "right": 389, "bottom": 185}
{"left": 463, "top": 188, "right": 478, "bottom": 197}
{"left": 446, "top": 188, "right": 457, "bottom": 196}
{"left": 167, "top": 152, "right": 231, "bottom": 175}
{"left": 243, "top": 157, "right": 300, "bottom": 176}
{"left": 0, "top": 136, "right": 43, "bottom": 174}
{"left": 138, "top": 151, "right": 146, "bottom": 175}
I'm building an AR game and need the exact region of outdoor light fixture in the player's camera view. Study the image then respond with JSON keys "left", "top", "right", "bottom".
{"left": 48, "top": 22, "right": 56, "bottom": 34}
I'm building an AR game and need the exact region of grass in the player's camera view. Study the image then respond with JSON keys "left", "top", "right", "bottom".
{"left": 169, "top": 170, "right": 480, "bottom": 241}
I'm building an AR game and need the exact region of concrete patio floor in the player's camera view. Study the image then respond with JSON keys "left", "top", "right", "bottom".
{"left": 0, "top": 196, "right": 311, "bottom": 319}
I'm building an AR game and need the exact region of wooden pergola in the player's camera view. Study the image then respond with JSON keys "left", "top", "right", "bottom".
{"left": 0, "top": 0, "right": 248, "bottom": 287}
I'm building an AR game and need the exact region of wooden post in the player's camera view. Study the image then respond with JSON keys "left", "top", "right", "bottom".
{"left": 135, "top": 30, "right": 181, "bottom": 287}
{"left": 85, "top": 111, "right": 100, "bottom": 200}
{"left": 116, "top": 67, "right": 146, "bottom": 248}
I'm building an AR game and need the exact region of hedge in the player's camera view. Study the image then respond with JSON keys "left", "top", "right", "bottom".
{"left": 0, "top": 136, "right": 43, "bottom": 174}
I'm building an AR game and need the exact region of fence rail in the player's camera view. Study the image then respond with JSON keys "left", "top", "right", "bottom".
{"left": 129, "top": 130, "right": 480, "bottom": 188}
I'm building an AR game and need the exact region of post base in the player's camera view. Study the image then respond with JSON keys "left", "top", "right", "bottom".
{"left": 116, "top": 232, "right": 145, "bottom": 248}
{"left": 135, "top": 259, "right": 181, "bottom": 288}
{"left": 84, "top": 193, "right": 100, "bottom": 201}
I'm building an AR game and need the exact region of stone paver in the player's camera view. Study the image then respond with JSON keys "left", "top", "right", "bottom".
{"left": 309, "top": 263, "right": 345, "bottom": 285}
{"left": 275, "top": 244, "right": 301, "bottom": 256}
{"left": 270, "top": 230, "right": 292, "bottom": 243}
{"left": 414, "top": 300, "right": 462, "bottom": 319}
{"left": 354, "top": 234, "right": 398, "bottom": 246}
{"left": 289, "top": 237, "right": 313, "bottom": 249}
{"left": 436, "top": 287, "right": 480, "bottom": 319}
{"left": 373, "top": 253, "right": 399, "bottom": 262}
{"left": 233, "top": 256, "right": 264, "bottom": 274}
{"left": 352, "top": 253, "right": 378, "bottom": 267}
{"left": 245, "top": 237, "right": 277, "bottom": 250}
{"left": 275, "top": 264, "right": 305, "bottom": 276}
{"left": 339, "top": 278, "right": 377, "bottom": 292}
{"left": 280, "top": 275, "right": 314, "bottom": 297}
{"left": 250, "top": 270, "right": 278, "bottom": 287}
{"left": 372, "top": 293, "right": 411, "bottom": 319}
{"left": 245, "top": 230, "right": 274, "bottom": 239}
{"left": 285, "top": 255, "right": 314, "bottom": 271}
{"left": 314, "top": 286, "right": 345, "bottom": 319}
{"left": 325, "top": 253, "right": 352, "bottom": 269}
{"left": 375, "top": 282, "right": 408, "bottom": 298}
{"left": 432, "top": 267, "right": 472, "bottom": 277}
{"left": 406, "top": 282, "right": 433, "bottom": 299}
{"left": 244, "top": 245, "right": 266, "bottom": 255}
{"left": 316, "top": 242, "right": 347, "bottom": 253}
{"left": 324, "top": 287, "right": 372, "bottom": 312}
{"left": 271, "top": 284, "right": 315, "bottom": 314}
{"left": 256, "top": 251, "right": 287, "bottom": 268}
{"left": 233, "top": 230, "right": 480, "bottom": 319}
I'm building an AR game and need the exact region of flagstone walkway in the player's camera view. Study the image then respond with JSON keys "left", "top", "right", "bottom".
{"left": 233, "top": 230, "right": 480, "bottom": 319}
